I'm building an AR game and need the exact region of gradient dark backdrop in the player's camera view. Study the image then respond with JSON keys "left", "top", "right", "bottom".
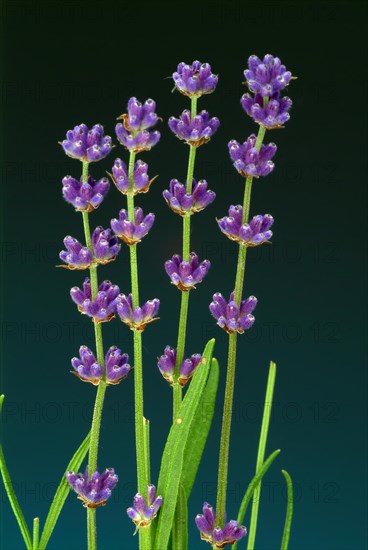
{"left": 1, "top": 1, "right": 367, "bottom": 549}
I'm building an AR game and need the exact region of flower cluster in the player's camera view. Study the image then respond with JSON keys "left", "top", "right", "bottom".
{"left": 66, "top": 468, "right": 118, "bottom": 508}
{"left": 71, "top": 345, "right": 131, "bottom": 385}
{"left": 241, "top": 54, "right": 293, "bottom": 129}
{"left": 163, "top": 178, "right": 215, "bottom": 216}
{"left": 228, "top": 136, "right": 277, "bottom": 178}
{"left": 70, "top": 278, "right": 122, "bottom": 323}
{"left": 111, "top": 207, "right": 155, "bottom": 245}
{"left": 210, "top": 292, "right": 257, "bottom": 334}
{"left": 195, "top": 503, "right": 247, "bottom": 548}
{"left": 115, "top": 97, "right": 160, "bottom": 153}
{"left": 62, "top": 175, "right": 110, "bottom": 212}
{"left": 59, "top": 227, "right": 120, "bottom": 269}
{"left": 168, "top": 110, "right": 220, "bottom": 147}
{"left": 165, "top": 253, "right": 211, "bottom": 291}
{"left": 127, "top": 484, "right": 163, "bottom": 530}
{"left": 117, "top": 294, "right": 160, "bottom": 331}
{"left": 109, "top": 158, "right": 157, "bottom": 195}
{"left": 217, "top": 207, "right": 274, "bottom": 246}
{"left": 60, "top": 124, "right": 113, "bottom": 163}
{"left": 173, "top": 61, "right": 218, "bottom": 97}
{"left": 157, "top": 346, "right": 202, "bottom": 386}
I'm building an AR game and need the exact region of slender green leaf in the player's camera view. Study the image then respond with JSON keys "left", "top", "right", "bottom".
{"left": 233, "top": 450, "right": 281, "bottom": 550}
{"left": 172, "top": 483, "right": 188, "bottom": 550}
{"left": 181, "top": 358, "right": 219, "bottom": 498}
{"left": 280, "top": 470, "right": 293, "bottom": 550}
{"left": 39, "top": 432, "right": 90, "bottom": 550}
{"left": 0, "top": 395, "right": 32, "bottom": 550}
{"left": 154, "top": 338, "right": 215, "bottom": 550}
{"left": 33, "top": 517, "right": 40, "bottom": 550}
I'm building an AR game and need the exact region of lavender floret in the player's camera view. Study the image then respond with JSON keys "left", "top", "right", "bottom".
{"left": 241, "top": 93, "right": 292, "bottom": 129}
{"left": 66, "top": 467, "right": 118, "bottom": 508}
{"left": 70, "top": 278, "right": 122, "bottom": 323}
{"left": 60, "top": 124, "right": 113, "bottom": 163}
{"left": 165, "top": 253, "right": 211, "bottom": 291}
{"left": 209, "top": 292, "right": 257, "bottom": 334}
{"left": 110, "top": 158, "right": 157, "bottom": 196}
{"left": 117, "top": 294, "right": 160, "bottom": 331}
{"left": 244, "top": 54, "right": 292, "bottom": 97}
{"left": 115, "top": 97, "right": 160, "bottom": 153}
{"left": 71, "top": 345, "right": 131, "bottom": 385}
{"left": 172, "top": 60, "right": 218, "bottom": 97}
{"left": 195, "top": 502, "right": 247, "bottom": 548}
{"left": 111, "top": 207, "right": 155, "bottom": 245}
{"left": 59, "top": 236, "right": 93, "bottom": 270}
{"left": 127, "top": 484, "right": 162, "bottom": 529}
{"left": 104, "top": 346, "right": 131, "bottom": 384}
{"left": 228, "top": 135, "right": 277, "bottom": 178}
{"left": 91, "top": 227, "right": 121, "bottom": 264}
{"left": 62, "top": 175, "right": 110, "bottom": 212}
{"left": 168, "top": 110, "right": 220, "bottom": 147}
{"left": 157, "top": 346, "right": 202, "bottom": 386}
{"left": 163, "top": 178, "right": 216, "bottom": 216}
{"left": 217, "top": 207, "right": 274, "bottom": 246}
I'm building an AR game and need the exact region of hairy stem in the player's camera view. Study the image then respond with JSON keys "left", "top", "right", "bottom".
{"left": 215, "top": 124, "right": 267, "bottom": 527}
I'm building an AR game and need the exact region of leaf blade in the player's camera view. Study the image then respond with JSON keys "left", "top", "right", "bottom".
{"left": 280, "top": 470, "right": 293, "bottom": 550}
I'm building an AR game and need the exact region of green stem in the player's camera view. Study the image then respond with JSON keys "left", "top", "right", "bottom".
{"left": 247, "top": 361, "right": 277, "bottom": 550}
{"left": 32, "top": 518, "right": 39, "bottom": 550}
{"left": 215, "top": 124, "right": 267, "bottom": 527}
{"left": 280, "top": 470, "right": 294, "bottom": 550}
{"left": 81, "top": 161, "right": 108, "bottom": 550}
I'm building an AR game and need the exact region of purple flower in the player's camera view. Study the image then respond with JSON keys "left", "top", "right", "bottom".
{"left": 228, "top": 136, "right": 277, "bottom": 178}
{"left": 59, "top": 236, "right": 93, "bottom": 270}
{"left": 165, "top": 253, "right": 211, "bottom": 291}
{"left": 60, "top": 124, "right": 113, "bottom": 163}
{"left": 127, "top": 484, "right": 162, "bottom": 529}
{"left": 109, "top": 158, "right": 157, "bottom": 196}
{"left": 66, "top": 467, "right": 118, "bottom": 508}
{"left": 71, "top": 345, "right": 103, "bottom": 385}
{"left": 168, "top": 110, "right": 220, "bottom": 147}
{"left": 71, "top": 345, "right": 131, "bottom": 385}
{"left": 111, "top": 207, "right": 155, "bottom": 245}
{"left": 157, "top": 346, "right": 202, "bottom": 386}
{"left": 244, "top": 54, "right": 292, "bottom": 98}
{"left": 241, "top": 93, "right": 292, "bottom": 129}
{"left": 91, "top": 227, "right": 121, "bottom": 264}
{"left": 117, "top": 294, "right": 160, "bottom": 331}
{"left": 172, "top": 61, "right": 218, "bottom": 97}
{"left": 209, "top": 292, "right": 257, "bottom": 334}
{"left": 217, "top": 207, "right": 274, "bottom": 246}
{"left": 195, "top": 502, "right": 247, "bottom": 548}
{"left": 62, "top": 175, "right": 110, "bottom": 212}
{"left": 104, "top": 346, "right": 131, "bottom": 385}
{"left": 70, "top": 278, "right": 122, "bottom": 323}
{"left": 115, "top": 97, "right": 160, "bottom": 153}
{"left": 163, "top": 178, "right": 216, "bottom": 216}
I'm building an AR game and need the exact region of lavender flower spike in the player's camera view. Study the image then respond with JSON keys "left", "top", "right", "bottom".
{"left": 111, "top": 207, "right": 155, "bottom": 245}
{"left": 195, "top": 502, "right": 247, "bottom": 548}
{"left": 117, "top": 294, "right": 160, "bottom": 331}
{"left": 228, "top": 135, "right": 277, "bottom": 178}
{"left": 209, "top": 291, "right": 257, "bottom": 334}
{"left": 62, "top": 175, "right": 110, "bottom": 212}
{"left": 163, "top": 178, "right": 216, "bottom": 216}
{"left": 71, "top": 345, "right": 131, "bottom": 385}
{"left": 60, "top": 124, "right": 113, "bottom": 162}
{"left": 173, "top": 61, "right": 218, "bottom": 97}
{"left": 244, "top": 54, "right": 293, "bottom": 98}
{"left": 109, "top": 158, "right": 157, "bottom": 196}
{"left": 70, "top": 278, "right": 122, "bottom": 323}
{"left": 168, "top": 110, "right": 220, "bottom": 148}
{"left": 157, "top": 346, "right": 202, "bottom": 386}
{"left": 115, "top": 97, "right": 160, "bottom": 153}
{"left": 217, "top": 206, "right": 274, "bottom": 247}
{"left": 66, "top": 467, "right": 118, "bottom": 508}
{"left": 127, "top": 484, "right": 162, "bottom": 530}
{"left": 165, "top": 253, "right": 211, "bottom": 291}
{"left": 241, "top": 93, "right": 292, "bottom": 129}
{"left": 91, "top": 226, "right": 121, "bottom": 264}
{"left": 71, "top": 345, "right": 103, "bottom": 385}
{"left": 59, "top": 236, "right": 93, "bottom": 270}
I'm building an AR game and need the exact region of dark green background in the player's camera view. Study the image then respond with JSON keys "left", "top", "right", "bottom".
{"left": 1, "top": 1, "right": 366, "bottom": 549}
